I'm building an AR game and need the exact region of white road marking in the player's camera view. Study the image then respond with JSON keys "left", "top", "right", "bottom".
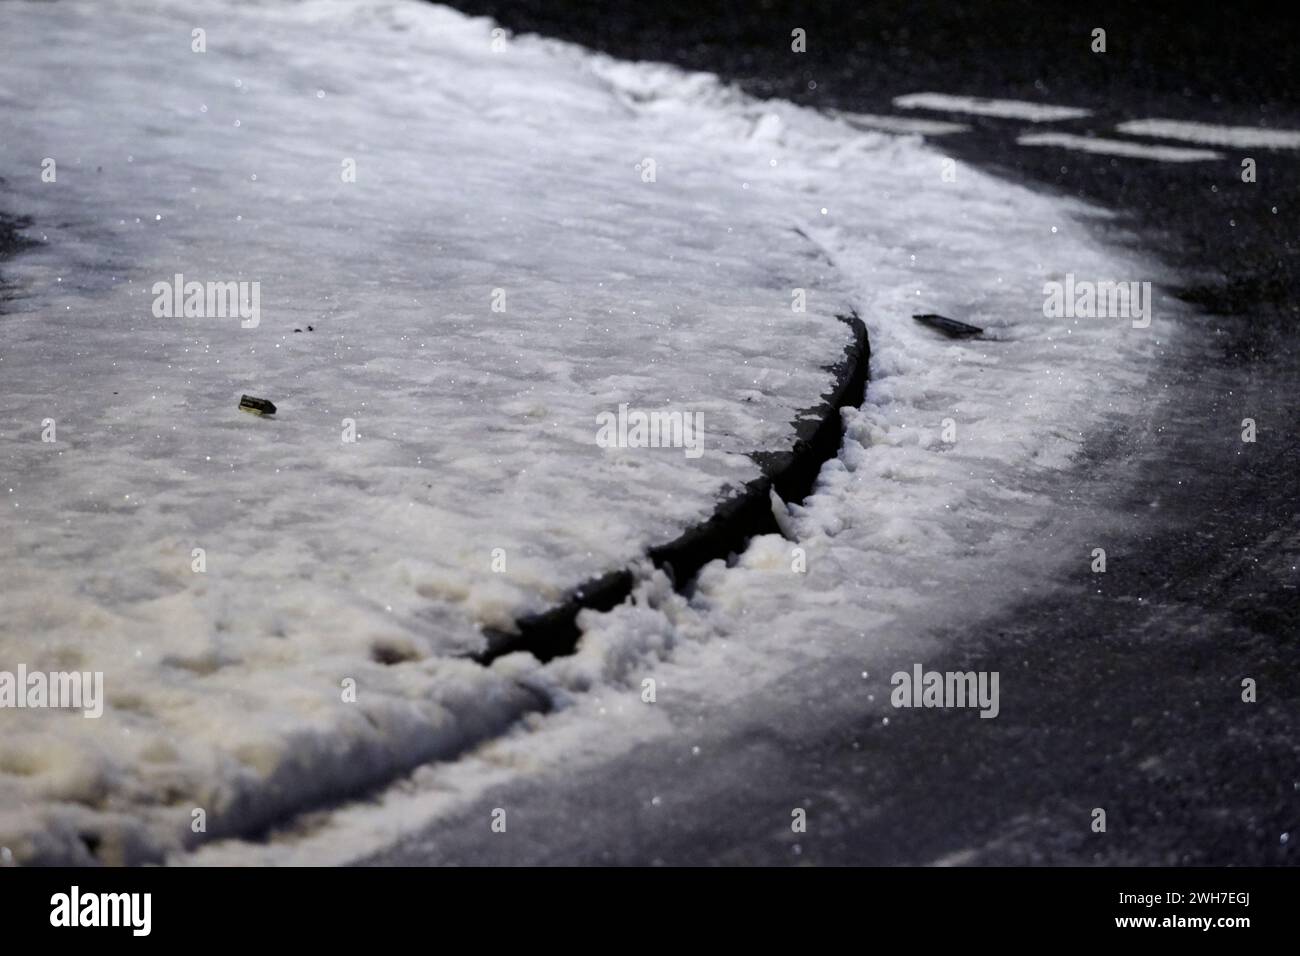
{"left": 1116, "top": 118, "right": 1300, "bottom": 150}
{"left": 831, "top": 109, "right": 969, "bottom": 136}
{"left": 1017, "top": 132, "right": 1222, "bottom": 162}
{"left": 893, "top": 92, "right": 1091, "bottom": 122}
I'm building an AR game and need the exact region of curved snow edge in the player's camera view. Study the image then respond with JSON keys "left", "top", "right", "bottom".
{"left": 476, "top": 312, "right": 870, "bottom": 664}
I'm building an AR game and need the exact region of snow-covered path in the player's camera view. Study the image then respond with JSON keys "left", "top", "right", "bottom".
{"left": 1, "top": 0, "right": 1172, "bottom": 864}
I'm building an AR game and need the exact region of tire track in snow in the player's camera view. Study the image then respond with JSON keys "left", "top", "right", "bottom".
{"left": 476, "top": 307, "right": 869, "bottom": 665}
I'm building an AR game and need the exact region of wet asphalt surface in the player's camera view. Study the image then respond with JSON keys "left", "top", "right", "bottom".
{"left": 357, "top": 1, "right": 1300, "bottom": 865}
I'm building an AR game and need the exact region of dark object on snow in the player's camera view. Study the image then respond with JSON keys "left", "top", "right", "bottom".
{"left": 239, "top": 395, "right": 277, "bottom": 416}
{"left": 913, "top": 313, "right": 984, "bottom": 338}
{"left": 292, "top": 325, "right": 315, "bottom": 333}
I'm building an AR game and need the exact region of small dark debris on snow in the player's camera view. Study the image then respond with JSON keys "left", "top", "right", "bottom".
{"left": 292, "top": 325, "right": 315, "bottom": 333}
{"left": 239, "top": 394, "right": 277, "bottom": 416}
{"left": 913, "top": 313, "right": 984, "bottom": 338}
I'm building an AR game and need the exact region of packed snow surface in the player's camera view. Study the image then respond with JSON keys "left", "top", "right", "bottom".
{"left": 0, "top": 0, "right": 1173, "bottom": 864}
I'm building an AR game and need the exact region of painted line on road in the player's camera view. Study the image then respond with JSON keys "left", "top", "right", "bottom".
{"left": 1116, "top": 118, "right": 1300, "bottom": 150}
{"left": 893, "top": 92, "right": 1091, "bottom": 122}
{"left": 832, "top": 109, "right": 970, "bottom": 136}
{"left": 1017, "top": 132, "right": 1222, "bottom": 162}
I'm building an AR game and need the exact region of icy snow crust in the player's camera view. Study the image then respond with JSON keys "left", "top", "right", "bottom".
{"left": 0, "top": 0, "right": 1171, "bottom": 864}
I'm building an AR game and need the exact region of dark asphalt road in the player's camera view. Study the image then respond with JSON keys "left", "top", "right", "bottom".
{"left": 358, "top": 1, "right": 1300, "bottom": 865}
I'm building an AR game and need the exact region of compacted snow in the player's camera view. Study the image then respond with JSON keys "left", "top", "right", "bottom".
{"left": 0, "top": 0, "right": 1175, "bottom": 864}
